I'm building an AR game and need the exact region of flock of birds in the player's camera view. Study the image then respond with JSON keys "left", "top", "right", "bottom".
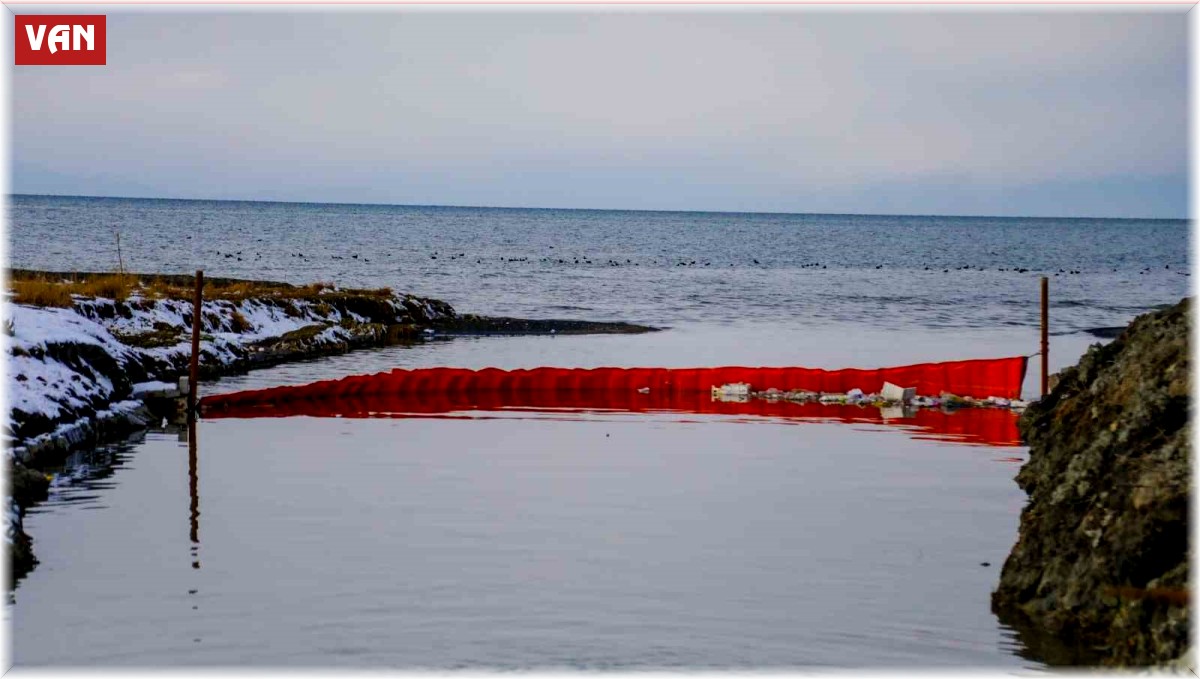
{"left": 192, "top": 239, "right": 1185, "bottom": 279}
{"left": 199, "top": 247, "right": 1186, "bottom": 276}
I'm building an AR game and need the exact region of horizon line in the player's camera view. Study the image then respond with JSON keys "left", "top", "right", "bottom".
{"left": 7, "top": 192, "right": 1188, "bottom": 222}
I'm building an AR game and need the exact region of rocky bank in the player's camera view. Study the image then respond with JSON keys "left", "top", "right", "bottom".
{"left": 992, "top": 297, "right": 1190, "bottom": 666}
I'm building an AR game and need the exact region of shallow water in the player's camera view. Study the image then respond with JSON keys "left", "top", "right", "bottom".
{"left": 7, "top": 196, "right": 1184, "bottom": 668}
{"left": 15, "top": 411, "right": 1037, "bottom": 668}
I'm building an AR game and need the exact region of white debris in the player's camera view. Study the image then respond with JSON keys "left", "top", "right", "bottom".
{"left": 131, "top": 380, "right": 176, "bottom": 397}
{"left": 711, "top": 382, "right": 751, "bottom": 402}
{"left": 881, "top": 382, "right": 917, "bottom": 403}
{"left": 879, "top": 404, "right": 916, "bottom": 420}
{"left": 712, "top": 382, "right": 750, "bottom": 396}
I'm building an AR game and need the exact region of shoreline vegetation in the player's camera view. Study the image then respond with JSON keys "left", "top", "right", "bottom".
{"left": 3, "top": 269, "right": 657, "bottom": 582}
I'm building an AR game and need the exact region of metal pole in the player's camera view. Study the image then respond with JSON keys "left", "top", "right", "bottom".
{"left": 188, "top": 270, "right": 203, "bottom": 417}
{"left": 1040, "top": 276, "right": 1049, "bottom": 397}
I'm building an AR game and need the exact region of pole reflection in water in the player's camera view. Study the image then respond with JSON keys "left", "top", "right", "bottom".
{"left": 188, "top": 417, "right": 200, "bottom": 569}
{"left": 186, "top": 417, "right": 201, "bottom": 640}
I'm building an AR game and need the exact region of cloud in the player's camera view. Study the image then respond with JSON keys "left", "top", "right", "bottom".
{"left": 10, "top": 9, "right": 1188, "bottom": 217}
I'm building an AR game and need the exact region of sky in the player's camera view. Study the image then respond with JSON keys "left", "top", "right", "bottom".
{"left": 8, "top": 8, "right": 1190, "bottom": 218}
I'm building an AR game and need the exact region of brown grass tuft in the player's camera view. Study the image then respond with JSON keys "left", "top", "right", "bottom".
{"left": 229, "top": 310, "right": 253, "bottom": 333}
{"left": 8, "top": 270, "right": 394, "bottom": 307}
{"left": 11, "top": 279, "right": 75, "bottom": 307}
{"left": 76, "top": 274, "right": 135, "bottom": 301}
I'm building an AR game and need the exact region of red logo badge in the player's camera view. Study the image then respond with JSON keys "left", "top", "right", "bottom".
{"left": 15, "top": 15, "right": 106, "bottom": 65}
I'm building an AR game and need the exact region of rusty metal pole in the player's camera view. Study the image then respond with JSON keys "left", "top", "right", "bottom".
{"left": 1040, "top": 276, "right": 1049, "bottom": 397}
{"left": 188, "top": 270, "right": 204, "bottom": 418}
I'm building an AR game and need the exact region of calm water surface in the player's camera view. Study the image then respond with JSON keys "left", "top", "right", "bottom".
{"left": 13, "top": 330, "right": 1056, "bottom": 668}
{"left": 15, "top": 413, "right": 1034, "bottom": 668}
{"left": 7, "top": 196, "right": 1190, "bottom": 668}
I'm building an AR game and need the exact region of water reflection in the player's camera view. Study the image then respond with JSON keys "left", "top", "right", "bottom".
{"left": 29, "top": 435, "right": 141, "bottom": 512}
{"left": 187, "top": 418, "right": 200, "bottom": 570}
{"left": 202, "top": 391, "right": 1023, "bottom": 447}
{"left": 12, "top": 408, "right": 1045, "bottom": 667}
{"left": 993, "top": 606, "right": 1105, "bottom": 666}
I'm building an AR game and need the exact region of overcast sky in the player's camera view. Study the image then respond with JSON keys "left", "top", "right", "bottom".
{"left": 9, "top": 8, "right": 1189, "bottom": 218}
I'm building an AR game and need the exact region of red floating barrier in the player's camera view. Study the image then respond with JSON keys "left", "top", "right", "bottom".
{"left": 201, "top": 388, "right": 1022, "bottom": 447}
{"left": 200, "top": 357, "right": 1028, "bottom": 420}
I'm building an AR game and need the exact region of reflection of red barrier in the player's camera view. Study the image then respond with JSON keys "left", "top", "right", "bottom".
{"left": 201, "top": 389, "right": 1023, "bottom": 447}
{"left": 201, "top": 357, "right": 1028, "bottom": 415}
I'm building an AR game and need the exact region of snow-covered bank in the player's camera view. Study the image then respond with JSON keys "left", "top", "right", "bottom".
{"left": 5, "top": 288, "right": 456, "bottom": 458}
{"left": 4, "top": 283, "right": 457, "bottom": 583}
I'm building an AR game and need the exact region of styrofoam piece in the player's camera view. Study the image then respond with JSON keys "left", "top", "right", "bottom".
{"left": 881, "top": 381, "right": 916, "bottom": 403}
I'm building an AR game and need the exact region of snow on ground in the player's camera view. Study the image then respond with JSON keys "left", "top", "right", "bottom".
{"left": 4, "top": 303, "right": 131, "bottom": 433}
{"left": 7, "top": 302, "right": 132, "bottom": 359}
{"left": 77, "top": 293, "right": 381, "bottom": 343}
{"left": 2, "top": 287, "right": 454, "bottom": 447}
{"left": 8, "top": 353, "right": 114, "bottom": 421}
{"left": 3, "top": 294, "right": 394, "bottom": 438}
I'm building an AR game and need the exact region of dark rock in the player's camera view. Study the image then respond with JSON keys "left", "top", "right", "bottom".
{"left": 8, "top": 499, "right": 37, "bottom": 585}
{"left": 992, "top": 297, "right": 1190, "bottom": 666}
{"left": 10, "top": 463, "right": 49, "bottom": 508}
{"left": 1084, "top": 326, "right": 1126, "bottom": 339}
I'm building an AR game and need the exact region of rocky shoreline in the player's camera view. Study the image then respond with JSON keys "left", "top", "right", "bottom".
{"left": 992, "top": 297, "right": 1190, "bottom": 667}
{"left": 4, "top": 272, "right": 657, "bottom": 583}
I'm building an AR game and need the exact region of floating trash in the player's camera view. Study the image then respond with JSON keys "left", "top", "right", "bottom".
{"left": 881, "top": 381, "right": 917, "bottom": 403}
{"left": 711, "top": 382, "right": 751, "bottom": 402}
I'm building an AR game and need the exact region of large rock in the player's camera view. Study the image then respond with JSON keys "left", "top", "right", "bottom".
{"left": 993, "top": 298, "right": 1190, "bottom": 666}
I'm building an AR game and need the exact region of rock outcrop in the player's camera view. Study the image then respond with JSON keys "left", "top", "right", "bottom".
{"left": 993, "top": 298, "right": 1190, "bottom": 666}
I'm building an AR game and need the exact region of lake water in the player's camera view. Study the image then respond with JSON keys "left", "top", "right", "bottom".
{"left": 5, "top": 195, "right": 1190, "bottom": 668}
{"left": 8, "top": 194, "right": 1189, "bottom": 332}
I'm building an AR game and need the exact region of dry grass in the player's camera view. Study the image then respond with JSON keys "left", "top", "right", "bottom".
{"left": 77, "top": 274, "right": 136, "bottom": 300}
{"left": 11, "top": 279, "right": 75, "bottom": 307}
{"left": 8, "top": 270, "right": 393, "bottom": 307}
{"left": 229, "top": 310, "right": 253, "bottom": 333}
{"left": 10, "top": 274, "right": 135, "bottom": 306}
{"left": 137, "top": 278, "right": 389, "bottom": 302}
